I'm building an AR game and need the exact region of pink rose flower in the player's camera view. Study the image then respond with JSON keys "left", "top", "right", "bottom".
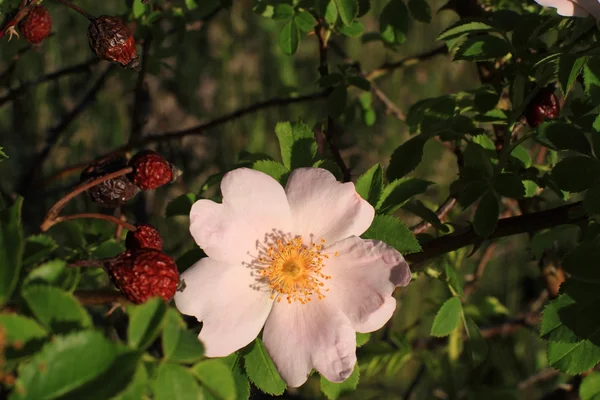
{"left": 534, "top": 0, "right": 600, "bottom": 19}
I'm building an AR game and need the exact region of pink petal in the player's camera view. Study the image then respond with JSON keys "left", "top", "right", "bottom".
{"left": 189, "top": 168, "right": 293, "bottom": 264}
{"left": 174, "top": 258, "right": 273, "bottom": 357}
{"left": 285, "top": 168, "right": 374, "bottom": 244}
{"left": 535, "top": 0, "right": 591, "bottom": 17}
{"left": 262, "top": 300, "right": 357, "bottom": 387}
{"left": 324, "top": 237, "right": 411, "bottom": 332}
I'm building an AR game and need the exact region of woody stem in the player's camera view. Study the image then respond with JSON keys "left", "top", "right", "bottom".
{"left": 52, "top": 0, "right": 95, "bottom": 20}
{"left": 52, "top": 213, "right": 136, "bottom": 232}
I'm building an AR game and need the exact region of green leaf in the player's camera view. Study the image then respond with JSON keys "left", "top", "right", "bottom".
{"left": 192, "top": 359, "right": 237, "bottom": 400}
{"left": 273, "top": 4, "right": 294, "bottom": 20}
{"left": 328, "top": 84, "right": 348, "bottom": 118}
{"left": 279, "top": 20, "right": 300, "bottom": 55}
{"left": 557, "top": 55, "right": 586, "bottom": 94}
{"left": 168, "top": 329, "right": 205, "bottom": 364}
{"left": 320, "top": 364, "right": 359, "bottom": 400}
{"left": 127, "top": 298, "right": 168, "bottom": 349}
{"left": 295, "top": 10, "right": 316, "bottom": 32}
{"left": 581, "top": 372, "right": 600, "bottom": 400}
{"left": 473, "top": 190, "right": 499, "bottom": 238}
{"left": 547, "top": 340, "right": 600, "bottom": 374}
{"left": 338, "top": 21, "right": 364, "bottom": 37}
{"left": 377, "top": 178, "right": 432, "bottom": 215}
{"left": 493, "top": 173, "right": 525, "bottom": 199}
{"left": 253, "top": 160, "right": 290, "bottom": 184}
{"left": 563, "top": 242, "right": 600, "bottom": 284}
{"left": 223, "top": 353, "right": 251, "bottom": 400}
{"left": 166, "top": 193, "right": 197, "bottom": 217}
{"left": 362, "top": 215, "right": 422, "bottom": 254}
{"left": 22, "top": 285, "right": 92, "bottom": 332}
{"left": 437, "top": 20, "right": 496, "bottom": 41}
{"left": 356, "top": 332, "right": 370, "bottom": 347}
{"left": 584, "top": 57, "right": 600, "bottom": 102}
{"left": 244, "top": 338, "right": 286, "bottom": 395}
{"left": 454, "top": 35, "right": 511, "bottom": 61}
{"left": 593, "top": 115, "right": 600, "bottom": 158}
{"left": 274, "top": 121, "right": 316, "bottom": 169}
{"left": 445, "top": 263, "right": 464, "bottom": 297}
{"left": 530, "top": 225, "right": 580, "bottom": 259}
{"left": 23, "top": 234, "right": 58, "bottom": 267}
{"left": 162, "top": 309, "right": 183, "bottom": 360}
{"left": 24, "top": 259, "right": 78, "bottom": 291}
{"left": 313, "top": 159, "right": 343, "bottom": 180}
{"left": 12, "top": 331, "right": 117, "bottom": 400}
{"left": 355, "top": 164, "right": 383, "bottom": 206}
{"left": 107, "top": 357, "right": 148, "bottom": 400}
{"left": 464, "top": 142, "right": 493, "bottom": 178}
{"left": 132, "top": 0, "right": 148, "bottom": 18}
{"left": 510, "top": 145, "right": 532, "bottom": 168}
{"left": 347, "top": 76, "right": 370, "bottom": 91}
{"left": 585, "top": 182, "right": 600, "bottom": 215}
{"left": 357, "top": 0, "right": 370, "bottom": 16}
{"left": 430, "top": 297, "right": 462, "bottom": 337}
{"left": 407, "top": 0, "right": 430, "bottom": 23}
{"left": 152, "top": 363, "right": 203, "bottom": 400}
{"left": 0, "top": 197, "right": 23, "bottom": 306}
{"left": 0, "top": 314, "right": 46, "bottom": 344}
{"left": 536, "top": 122, "right": 592, "bottom": 155}
{"left": 334, "top": 0, "right": 358, "bottom": 26}
{"left": 387, "top": 135, "right": 429, "bottom": 181}
{"left": 463, "top": 316, "right": 488, "bottom": 367}
{"left": 319, "top": 0, "right": 339, "bottom": 25}
{"left": 551, "top": 156, "right": 600, "bottom": 192}
{"left": 380, "top": 0, "right": 409, "bottom": 44}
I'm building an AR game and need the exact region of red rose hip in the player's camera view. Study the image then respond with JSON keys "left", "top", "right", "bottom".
{"left": 18, "top": 5, "right": 52, "bottom": 45}
{"left": 88, "top": 16, "right": 140, "bottom": 70}
{"left": 525, "top": 87, "right": 560, "bottom": 128}
{"left": 126, "top": 224, "right": 163, "bottom": 251}
{"left": 128, "top": 150, "right": 180, "bottom": 190}
{"left": 106, "top": 249, "right": 179, "bottom": 304}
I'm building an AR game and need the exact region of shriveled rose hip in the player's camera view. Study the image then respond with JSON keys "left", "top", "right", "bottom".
{"left": 88, "top": 16, "right": 140, "bottom": 70}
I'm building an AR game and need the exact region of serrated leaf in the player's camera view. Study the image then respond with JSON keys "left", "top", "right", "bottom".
{"left": 192, "top": 359, "right": 237, "bottom": 400}
{"left": 23, "top": 234, "right": 58, "bottom": 267}
{"left": 355, "top": 164, "right": 383, "bottom": 206}
{"left": 152, "top": 363, "right": 203, "bottom": 400}
{"left": 167, "top": 329, "right": 205, "bottom": 363}
{"left": 536, "top": 122, "right": 592, "bottom": 155}
{"left": 362, "top": 215, "right": 421, "bottom": 254}
{"left": 464, "top": 142, "right": 493, "bottom": 178}
{"left": 0, "top": 197, "right": 23, "bottom": 306}
{"left": 356, "top": 332, "right": 370, "bottom": 347}
{"left": 295, "top": 10, "right": 316, "bottom": 32}
{"left": 510, "top": 145, "right": 532, "bottom": 168}
{"left": 547, "top": 340, "right": 600, "bottom": 374}
{"left": 166, "top": 193, "right": 197, "bottom": 217}
{"left": 454, "top": 35, "right": 510, "bottom": 61}
{"left": 473, "top": 190, "right": 499, "bottom": 238}
{"left": 273, "top": 4, "right": 294, "bottom": 20}
{"left": 445, "top": 263, "right": 464, "bottom": 297}
{"left": 222, "top": 353, "right": 250, "bottom": 400}
{"left": 24, "top": 259, "right": 78, "bottom": 291}
{"left": 253, "top": 160, "right": 289, "bottom": 185}
{"left": 387, "top": 135, "right": 429, "bottom": 181}
{"left": 580, "top": 372, "right": 600, "bottom": 400}
{"left": 557, "top": 55, "right": 586, "bottom": 94}
{"left": 377, "top": 178, "right": 432, "bottom": 215}
{"left": 244, "top": 338, "right": 286, "bottom": 395}
{"left": 584, "top": 57, "right": 600, "bottom": 103}
{"left": 0, "top": 314, "right": 46, "bottom": 344}
{"left": 334, "top": 0, "right": 358, "bottom": 26}
{"left": 279, "top": 20, "right": 300, "bottom": 55}
{"left": 339, "top": 21, "right": 364, "bottom": 37}
{"left": 437, "top": 20, "right": 496, "bottom": 41}
{"left": 132, "top": 0, "right": 148, "bottom": 18}
{"left": 408, "top": 0, "right": 430, "bottom": 23}
{"left": 12, "top": 331, "right": 117, "bottom": 400}
{"left": 380, "top": 0, "right": 409, "bottom": 44}
{"left": 551, "top": 156, "right": 600, "bottom": 192}
{"left": 493, "top": 173, "right": 525, "bottom": 199}
{"left": 430, "top": 297, "right": 462, "bottom": 337}
{"left": 22, "top": 285, "right": 92, "bottom": 332}
{"left": 127, "top": 298, "right": 168, "bottom": 349}
{"left": 320, "top": 364, "right": 359, "bottom": 400}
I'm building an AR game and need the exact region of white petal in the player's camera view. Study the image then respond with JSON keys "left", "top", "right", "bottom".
{"left": 325, "top": 237, "right": 411, "bottom": 332}
{"left": 285, "top": 168, "right": 374, "bottom": 244}
{"left": 535, "top": 0, "right": 591, "bottom": 17}
{"left": 189, "top": 168, "right": 293, "bottom": 264}
{"left": 354, "top": 297, "right": 397, "bottom": 333}
{"left": 262, "top": 300, "right": 357, "bottom": 387}
{"left": 174, "top": 257, "right": 273, "bottom": 357}
{"left": 575, "top": 0, "right": 600, "bottom": 19}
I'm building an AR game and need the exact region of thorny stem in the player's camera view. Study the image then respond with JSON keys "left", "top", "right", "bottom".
{"left": 40, "top": 166, "right": 133, "bottom": 231}
{"left": 0, "top": 0, "right": 42, "bottom": 39}
{"left": 53, "top": 213, "right": 136, "bottom": 232}
{"left": 53, "top": 0, "right": 95, "bottom": 20}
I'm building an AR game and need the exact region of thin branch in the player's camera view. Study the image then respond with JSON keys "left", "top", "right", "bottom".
{"left": 463, "top": 243, "right": 496, "bottom": 296}
{"left": 52, "top": 213, "right": 136, "bottom": 232}
{"left": 74, "top": 290, "right": 127, "bottom": 305}
{"left": 517, "top": 368, "right": 561, "bottom": 391}
{"left": 406, "top": 201, "right": 587, "bottom": 268}
{"left": 129, "top": 35, "right": 153, "bottom": 145}
{"left": 18, "top": 65, "right": 115, "bottom": 195}
{"left": 365, "top": 46, "right": 449, "bottom": 80}
{"left": 370, "top": 81, "right": 406, "bottom": 121}
{"left": 410, "top": 197, "right": 457, "bottom": 234}
{"left": 0, "top": 58, "right": 100, "bottom": 107}
{"left": 52, "top": 0, "right": 95, "bottom": 20}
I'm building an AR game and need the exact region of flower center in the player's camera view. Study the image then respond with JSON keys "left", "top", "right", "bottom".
{"left": 258, "top": 237, "right": 334, "bottom": 304}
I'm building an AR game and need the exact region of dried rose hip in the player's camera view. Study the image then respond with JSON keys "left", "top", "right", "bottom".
{"left": 88, "top": 16, "right": 139, "bottom": 70}
{"left": 80, "top": 154, "right": 140, "bottom": 207}
{"left": 525, "top": 87, "right": 560, "bottom": 128}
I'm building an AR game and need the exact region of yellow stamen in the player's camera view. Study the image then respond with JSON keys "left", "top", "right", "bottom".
{"left": 258, "top": 237, "right": 333, "bottom": 304}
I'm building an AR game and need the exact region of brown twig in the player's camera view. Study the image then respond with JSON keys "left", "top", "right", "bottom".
{"left": 129, "top": 35, "right": 153, "bottom": 145}
{"left": 0, "top": 58, "right": 100, "bottom": 107}
{"left": 18, "top": 65, "right": 114, "bottom": 195}
{"left": 52, "top": 0, "right": 95, "bottom": 20}
{"left": 365, "top": 46, "right": 449, "bottom": 80}
{"left": 406, "top": 201, "right": 586, "bottom": 268}
{"left": 52, "top": 213, "right": 136, "bottom": 232}
{"left": 0, "top": 0, "right": 42, "bottom": 39}
{"left": 410, "top": 197, "right": 457, "bottom": 234}
{"left": 73, "top": 290, "right": 127, "bottom": 305}
{"left": 40, "top": 166, "right": 133, "bottom": 231}
{"left": 463, "top": 243, "right": 496, "bottom": 296}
